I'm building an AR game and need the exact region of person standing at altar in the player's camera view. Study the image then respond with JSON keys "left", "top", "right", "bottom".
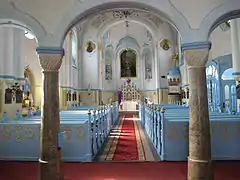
{"left": 117, "top": 88, "right": 122, "bottom": 105}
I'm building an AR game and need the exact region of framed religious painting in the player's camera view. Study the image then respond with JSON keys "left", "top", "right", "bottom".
{"left": 85, "top": 40, "right": 96, "bottom": 53}
{"left": 160, "top": 39, "right": 171, "bottom": 51}
{"left": 120, "top": 48, "right": 137, "bottom": 78}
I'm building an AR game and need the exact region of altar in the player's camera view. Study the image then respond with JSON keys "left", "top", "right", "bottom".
{"left": 121, "top": 101, "right": 138, "bottom": 111}
{"left": 120, "top": 81, "right": 141, "bottom": 111}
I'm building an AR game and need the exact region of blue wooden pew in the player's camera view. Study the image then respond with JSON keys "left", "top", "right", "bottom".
{"left": 139, "top": 102, "right": 240, "bottom": 161}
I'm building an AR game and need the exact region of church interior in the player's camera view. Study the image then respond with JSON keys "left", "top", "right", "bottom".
{"left": 0, "top": 1, "right": 240, "bottom": 180}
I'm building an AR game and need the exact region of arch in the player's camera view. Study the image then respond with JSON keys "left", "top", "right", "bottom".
{"left": 199, "top": 0, "right": 240, "bottom": 38}
{"left": 116, "top": 36, "right": 140, "bottom": 54}
{"left": 97, "top": 18, "right": 157, "bottom": 39}
{"left": 53, "top": 1, "right": 189, "bottom": 47}
{"left": 0, "top": 4, "right": 46, "bottom": 41}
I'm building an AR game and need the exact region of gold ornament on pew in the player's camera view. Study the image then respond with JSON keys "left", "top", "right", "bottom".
{"left": 161, "top": 108, "right": 165, "bottom": 113}
{"left": 0, "top": 125, "right": 12, "bottom": 140}
{"left": 24, "top": 127, "right": 35, "bottom": 140}
{"left": 153, "top": 105, "right": 157, "bottom": 110}
{"left": 14, "top": 125, "right": 25, "bottom": 140}
{"left": 62, "top": 126, "right": 72, "bottom": 141}
{"left": 76, "top": 126, "right": 85, "bottom": 142}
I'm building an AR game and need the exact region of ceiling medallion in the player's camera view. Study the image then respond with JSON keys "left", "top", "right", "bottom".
{"left": 112, "top": 10, "right": 139, "bottom": 19}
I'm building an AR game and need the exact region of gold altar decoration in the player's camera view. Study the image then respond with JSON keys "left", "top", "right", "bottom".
{"left": 0, "top": 126, "right": 12, "bottom": 140}
{"left": 121, "top": 81, "right": 141, "bottom": 101}
{"left": 76, "top": 126, "right": 85, "bottom": 142}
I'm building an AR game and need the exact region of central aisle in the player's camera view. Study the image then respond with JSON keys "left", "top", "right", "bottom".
{"left": 98, "top": 114, "right": 156, "bottom": 161}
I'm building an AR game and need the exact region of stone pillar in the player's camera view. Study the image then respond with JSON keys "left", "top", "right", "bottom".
{"left": 182, "top": 42, "right": 213, "bottom": 180}
{"left": 36, "top": 47, "right": 64, "bottom": 180}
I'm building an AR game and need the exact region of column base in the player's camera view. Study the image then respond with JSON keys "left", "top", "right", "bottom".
{"left": 188, "top": 157, "right": 213, "bottom": 180}
{"left": 39, "top": 158, "right": 60, "bottom": 180}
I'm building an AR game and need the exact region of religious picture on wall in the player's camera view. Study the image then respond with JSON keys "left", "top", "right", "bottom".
{"left": 71, "top": 31, "right": 77, "bottom": 68}
{"left": 5, "top": 88, "right": 12, "bottom": 104}
{"left": 160, "top": 39, "right": 171, "bottom": 51}
{"left": 105, "top": 64, "right": 112, "bottom": 80}
{"left": 120, "top": 49, "right": 137, "bottom": 78}
{"left": 85, "top": 40, "right": 96, "bottom": 53}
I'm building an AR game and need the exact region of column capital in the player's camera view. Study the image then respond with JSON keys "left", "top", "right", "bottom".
{"left": 181, "top": 42, "right": 211, "bottom": 67}
{"left": 36, "top": 47, "right": 64, "bottom": 72}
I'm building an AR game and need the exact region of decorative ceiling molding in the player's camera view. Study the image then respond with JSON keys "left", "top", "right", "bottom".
{"left": 91, "top": 13, "right": 108, "bottom": 29}
{"left": 91, "top": 9, "right": 163, "bottom": 29}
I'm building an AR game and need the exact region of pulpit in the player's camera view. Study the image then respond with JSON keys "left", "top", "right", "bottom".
{"left": 120, "top": 82, "right": 141, "bottom": 111}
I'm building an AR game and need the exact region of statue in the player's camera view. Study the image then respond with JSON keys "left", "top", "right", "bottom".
{"left": 23, "top": 66, "right": 34, "bottom": 107}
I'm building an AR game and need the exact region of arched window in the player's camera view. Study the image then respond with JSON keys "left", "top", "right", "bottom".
{"left": 206, "top": 64, "right": 219, "bottom": 109}
{"left": 225, "top": 85, "right": 230, "bottom": 99}
{"left": 221, "top": 68, "right": 234, "bottom": 80}
{"left": 70, "top": 31, "right": 77, "bottom": 68}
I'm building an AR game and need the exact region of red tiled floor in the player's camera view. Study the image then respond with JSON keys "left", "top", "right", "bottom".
{"left": 0, "top": 161, "right": 239, "bottom": 180}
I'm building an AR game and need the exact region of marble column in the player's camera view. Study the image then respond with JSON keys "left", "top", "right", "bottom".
{"left": 182, "top": 42, "right": 213, "bottom": 180}
{"left": 36, "top": 48, "right": 64, "bottom": 180}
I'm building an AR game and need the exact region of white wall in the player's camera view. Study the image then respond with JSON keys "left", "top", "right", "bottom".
{"left": 209, "top": 26, "right": 232, "bottom": 61}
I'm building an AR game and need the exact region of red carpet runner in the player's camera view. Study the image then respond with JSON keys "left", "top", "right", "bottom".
{"left": 112, "top": 114, "right": 139, "bottom": 161}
